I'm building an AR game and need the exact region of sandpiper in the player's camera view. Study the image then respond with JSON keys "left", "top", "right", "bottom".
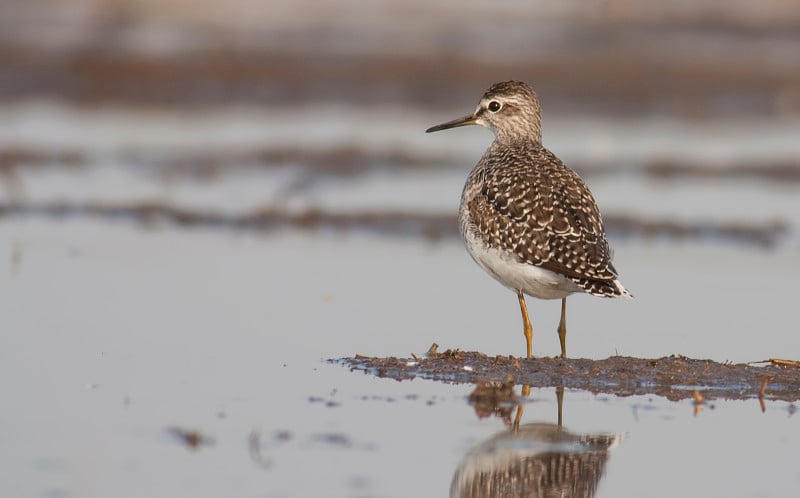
{"left": 426, "top": 80, "right": 631, "bottom": 359}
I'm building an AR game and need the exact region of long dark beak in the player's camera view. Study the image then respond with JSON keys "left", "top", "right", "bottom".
{"left": 425, "top": 114, "right": 478, "bottom": 133}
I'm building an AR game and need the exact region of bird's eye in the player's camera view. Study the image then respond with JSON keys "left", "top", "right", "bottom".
{"left": 488, "top": 101, "right": 502, "bottom": 112}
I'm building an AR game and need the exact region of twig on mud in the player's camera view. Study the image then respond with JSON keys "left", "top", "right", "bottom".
{"left": 750, "top": 358, "right": 800, "bottom": 368}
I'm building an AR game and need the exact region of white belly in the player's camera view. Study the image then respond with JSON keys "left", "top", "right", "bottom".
{"left": 463, "top": 229, "right": 582, "bottom": 300}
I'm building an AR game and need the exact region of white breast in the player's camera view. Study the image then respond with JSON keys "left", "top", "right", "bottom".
{"left": 463, "top": 229, "right": 582, "bottom": 300}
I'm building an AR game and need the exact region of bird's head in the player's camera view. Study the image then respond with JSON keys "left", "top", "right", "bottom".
{"left": 426, "top": 80, "right": 543, "bottom": 143}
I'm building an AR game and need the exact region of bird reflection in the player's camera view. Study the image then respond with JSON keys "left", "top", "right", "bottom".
{"left": 452, "top": 385, "right": 621, "bottom": 498}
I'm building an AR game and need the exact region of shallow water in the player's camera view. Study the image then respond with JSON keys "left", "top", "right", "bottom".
{"left": 1, "top": 92, "right": 799, "bottom": 497}
{"left": 1, "top": 221, "right": 798, "bottom": 497}
{"left": 3, "top": 1, "right": 800, "bottom": 494}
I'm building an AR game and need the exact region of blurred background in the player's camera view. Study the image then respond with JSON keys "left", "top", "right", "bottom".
{"left": 1, "top": 0, "right": 799, "bottom": 245}
{"left": 2, "top": 2, "right": 800, "bottom": 497}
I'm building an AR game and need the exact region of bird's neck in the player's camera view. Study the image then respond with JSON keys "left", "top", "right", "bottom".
{"left": 491, "top": 132, "right": 543, "bottom": 150}
{"left": 494, "top": 124, "right": 542, "bottom": 144}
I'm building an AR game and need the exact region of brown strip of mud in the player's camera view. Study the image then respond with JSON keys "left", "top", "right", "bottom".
{"left": 3, "top": 146, "right": 800, "bottom": 184}
{"left": 337, "top": 348, "right": 800, "bottom": 402}
{"left": 1, "top": 45, "right": 798, "bottom": 117}
{"left": 0, "top": 201, "right": 788, "bottom": 247}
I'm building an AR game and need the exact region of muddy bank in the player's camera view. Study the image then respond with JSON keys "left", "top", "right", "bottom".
{"left": 2, "top": 45, "right": 798, "bottom": 116}
{"left": 2, "top": 4, "right": 800, "bottom": 115}
{"left": 3, "top": 146, "right": 800, "bottom": 184}
{"left": 337, "top": 349, "right": 800, "bottom": 402}
{"left": 0, "top": 201, "right": 788, "bottom": 247}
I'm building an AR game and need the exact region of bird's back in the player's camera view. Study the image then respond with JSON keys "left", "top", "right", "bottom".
{"left": 460, "top": 139, "right": 627, "bottom": 297}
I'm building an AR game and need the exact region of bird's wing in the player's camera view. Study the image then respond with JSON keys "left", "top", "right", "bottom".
{"left": 476, "top": 144, "right": 618, "bottom": 281}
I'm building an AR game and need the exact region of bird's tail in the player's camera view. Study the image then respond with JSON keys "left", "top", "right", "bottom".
{"left": 571, "top": 277, "right": 633, "bottom": 299}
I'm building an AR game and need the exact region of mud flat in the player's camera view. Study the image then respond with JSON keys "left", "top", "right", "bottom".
{"left": 339, "top": 348, "right": 800, "bottom": 402}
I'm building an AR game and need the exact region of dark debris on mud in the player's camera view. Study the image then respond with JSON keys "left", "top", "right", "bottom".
{"left": 337, "top": 347, "right": 800, "bottom": 402}
{"left": 166, "top": 426, "right": 215, "bottom": 451}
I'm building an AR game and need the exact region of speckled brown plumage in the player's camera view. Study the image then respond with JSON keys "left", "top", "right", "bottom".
{"left": 427, "top": 80, "right": 631, "bottom": 358}
{"left": 450, "top": 423, "right": 621, "bottom": 498}
{"left": 462, "top": 140, "right": 622, "bottom": 297}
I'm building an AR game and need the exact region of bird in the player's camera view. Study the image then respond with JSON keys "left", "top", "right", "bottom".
{"left": 426, "top": 80, "right": 631, "bottom": 359}
{"left": 450, "top": 422, "right": 622, "bottom": 498}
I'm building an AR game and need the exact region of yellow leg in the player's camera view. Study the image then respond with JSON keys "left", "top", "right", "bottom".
{"left": 557, "top": 297, "right": 567, "bottom": 359}
{"left": 512, "top": 384, "right": 532, "bottom": 431}
{"left": 517, "top": 290, "right": 533, "bottom": 359}
{"left": 556, "top": 385, "right": 564, "bottom": 427}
